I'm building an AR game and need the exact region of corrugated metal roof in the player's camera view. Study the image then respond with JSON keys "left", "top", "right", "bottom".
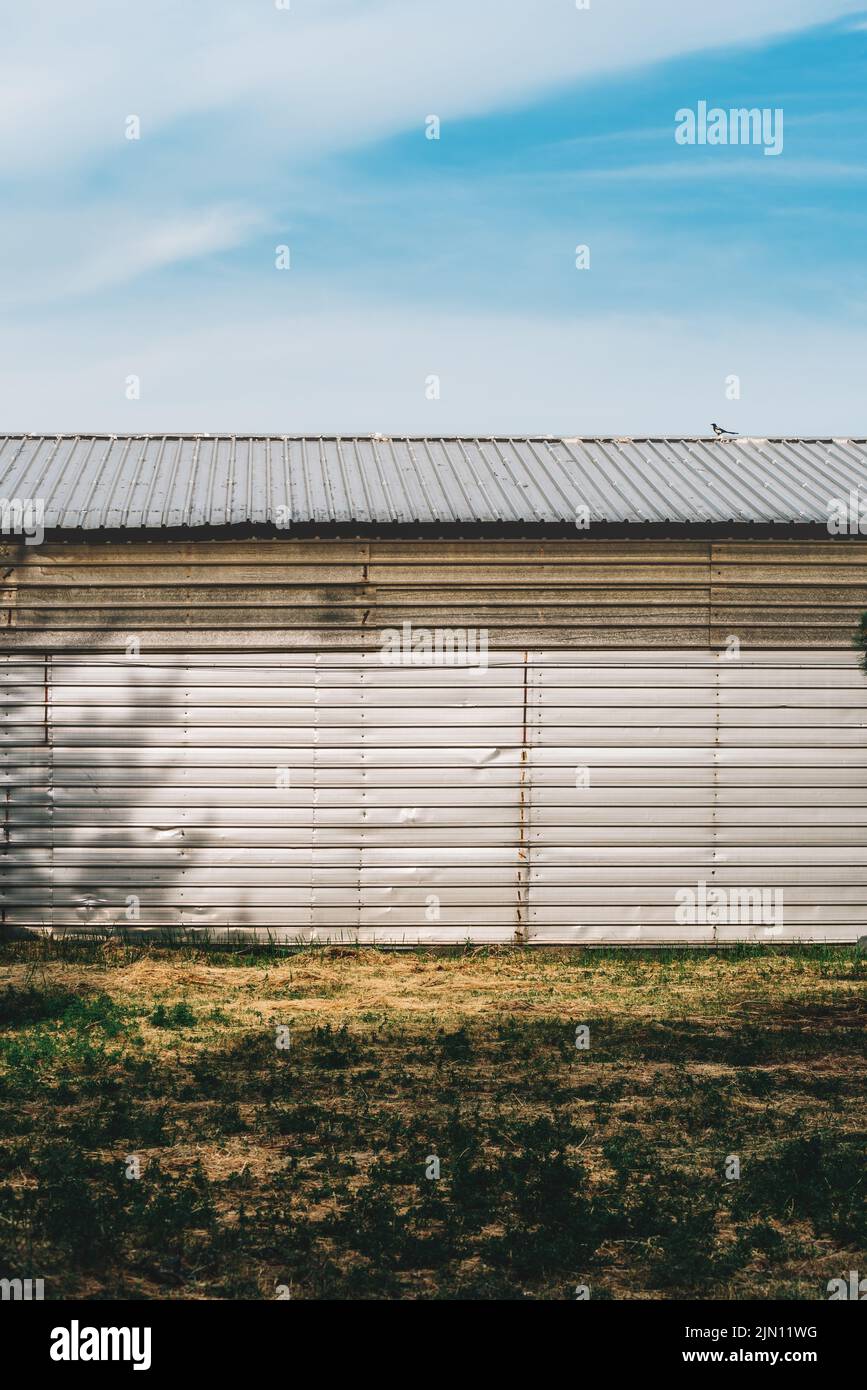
{"left": 0, "top": 435, "right": 864, "bottom": 529}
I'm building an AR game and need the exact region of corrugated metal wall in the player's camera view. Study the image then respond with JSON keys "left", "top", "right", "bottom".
{"left": 3, "top": 537, "right": 867, "bottom": 648}
{"left": 2, "top": 538, "right": 866, "bottom": 943}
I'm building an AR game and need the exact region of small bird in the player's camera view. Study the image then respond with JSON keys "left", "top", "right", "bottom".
{"left": 711, "top": 422, "right": 737, "bottom": 437}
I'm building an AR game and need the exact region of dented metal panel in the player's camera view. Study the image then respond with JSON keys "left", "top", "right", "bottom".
{"left": 2, "top": 648, "right": 866, "bottom": 943}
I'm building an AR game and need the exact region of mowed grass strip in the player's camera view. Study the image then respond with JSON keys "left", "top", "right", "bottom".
{"left": 0, "top": 943, "right": 864, "bottom": 1300}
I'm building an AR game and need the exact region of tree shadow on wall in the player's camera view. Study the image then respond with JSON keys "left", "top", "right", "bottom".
{"left": 2, "top": 558, "right": 221, "bottom": 943}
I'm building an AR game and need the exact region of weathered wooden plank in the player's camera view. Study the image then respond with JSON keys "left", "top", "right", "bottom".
{"left": 18, "top": 541, "right": 371, "bottom": 565}
{"left": 712, "top": 542, "right": 867, "bottom": 563}
{"left": 8, "top": 585, "right": 377, "bottom": 607}
{"left": 369, "top": 563, "right": 710, "bottom": 584}
{"left": 11, "top": 608, "right": 714, "bottom": 638}
{"left": 713, "top": 585, "right": 867, "bottom": 603}
{"left": 708, "top": 626, "right": 854, "bottom": 647}
{"left": 0, "top": 627, "right": 714, "bottom": 649}
{"left": 711, "top": 564, "right": 867, "bottom": 584}
{"left": 375, "top": 585, "right": 711, "bottom": 604}
{"left": 710, "top": 606, "right": 863, "bottom": 625}
{"left": 16, "top": 539, "right": 711, "bottom": 564}
{"left": 12, "top": 608, "right": 370, "bottom": 628}
{"left": 14, "top": 564, "right": 368, "bottom": 585}
{"left": 368, "top": 540, "right": 712, "bottom": 562}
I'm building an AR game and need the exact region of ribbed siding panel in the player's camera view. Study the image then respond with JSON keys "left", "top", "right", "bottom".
{"left": 2, "top": 650, "right": 865, "bottom": 944}
{"left": 1, "top": 655, "right": 52, "bottom": 927}
{"left": 3, "top": 537, "right": 867, "bottom": 650}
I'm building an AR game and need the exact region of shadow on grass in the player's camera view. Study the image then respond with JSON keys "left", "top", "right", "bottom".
{"left": 0, "top": 991, "right": 864, "bottom": 1299}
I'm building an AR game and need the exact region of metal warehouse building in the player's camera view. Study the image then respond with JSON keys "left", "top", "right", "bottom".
{"left": 2, "top": 433, "right": 867, "bottom": 945}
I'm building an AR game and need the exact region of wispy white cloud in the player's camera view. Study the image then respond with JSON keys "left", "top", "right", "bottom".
{"left": 521, "top": 158, "right": 867, "bottom": 183}
{"left": 66, "top": 207, "right": 262, "bottom": 297}
{"left": 0, "top": 204, "right": 261, "bottom": 306}
{"left": 0, "top": 0, "right": 861, "bottom": 174}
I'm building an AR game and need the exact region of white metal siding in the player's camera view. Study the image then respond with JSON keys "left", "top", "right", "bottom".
{"left": 3, "top": 649, "right": 865, "bottom": 943}
{"left": 527, "top": 650, "right": 867, "bottom": 944}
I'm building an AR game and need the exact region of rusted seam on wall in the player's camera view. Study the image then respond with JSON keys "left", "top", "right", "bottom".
{"left": 516, "top": 649, "right": 530, "bottom": 945}
{"left": 45, "top": 651, "right": 54, "bottom": 932}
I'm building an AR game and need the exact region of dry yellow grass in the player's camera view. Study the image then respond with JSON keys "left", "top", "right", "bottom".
{"left": 3, "top": 942, "right": 861, "bottom": 1030}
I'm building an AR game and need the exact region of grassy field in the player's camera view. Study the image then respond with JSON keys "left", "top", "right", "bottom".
{"left": 0, "top": 940, "right": 864, "bottom": 1301}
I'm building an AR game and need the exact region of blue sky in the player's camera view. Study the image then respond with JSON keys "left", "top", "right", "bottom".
{"left": 1, "top": 0, "right": 866, "bottom": 433}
